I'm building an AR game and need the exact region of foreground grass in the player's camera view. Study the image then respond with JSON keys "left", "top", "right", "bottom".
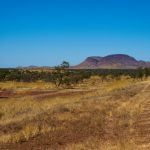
{"left": 0, "top": 77, "right": 146, "bottom": 149}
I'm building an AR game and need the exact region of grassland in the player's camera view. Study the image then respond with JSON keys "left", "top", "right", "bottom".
{"left": 0, "top": 76, "right": 149, "bottom": 150}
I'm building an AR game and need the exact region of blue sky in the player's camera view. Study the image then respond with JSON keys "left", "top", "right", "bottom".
{"left": 0, "top": 0, "right": 150, "bottom": 67}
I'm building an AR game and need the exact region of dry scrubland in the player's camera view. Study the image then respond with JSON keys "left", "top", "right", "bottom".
{"left": 0, "top": 76, "right": 150, "bottom": 150}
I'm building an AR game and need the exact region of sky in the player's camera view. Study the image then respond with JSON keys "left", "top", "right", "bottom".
{"left": 0, "top": 0, "right": 150, "bottom": 67}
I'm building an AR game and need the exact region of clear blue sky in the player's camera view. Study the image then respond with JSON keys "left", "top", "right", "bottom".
{"left": 0, "top": 0, "right": 150, "bottom": 67}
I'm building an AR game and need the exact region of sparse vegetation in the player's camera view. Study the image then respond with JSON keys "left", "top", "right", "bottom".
{"left": 0, "top": 65, "right": 150, "bottom": 149}
{"left": 0, "top": 64, "right": 150, "bottom": 87}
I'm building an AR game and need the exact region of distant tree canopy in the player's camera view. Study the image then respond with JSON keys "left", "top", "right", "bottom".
{"left": 0, "top": 62, "right": 150, "bottom": 88}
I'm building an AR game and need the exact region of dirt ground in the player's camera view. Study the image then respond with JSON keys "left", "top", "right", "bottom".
{"left": 0, "top": 80, "right": 150, "bottom": 150}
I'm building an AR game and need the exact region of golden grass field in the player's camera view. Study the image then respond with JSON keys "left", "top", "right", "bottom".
{"left": 0, "top": 76, "right": 150, "bottom": 150}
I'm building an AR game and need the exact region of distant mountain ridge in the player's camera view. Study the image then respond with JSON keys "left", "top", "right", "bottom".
{"left": 74, "top": 54, "right": 150, "bottom": 69}
{"left": 16, "top": 66, "right": 52, "bottom": 69}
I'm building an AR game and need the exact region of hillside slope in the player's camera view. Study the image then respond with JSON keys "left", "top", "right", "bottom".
{"left": 75, "top": 54, "right": 150, "bottom": 69}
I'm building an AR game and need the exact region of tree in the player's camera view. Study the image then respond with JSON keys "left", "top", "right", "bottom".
{"left": 144, "top": 68, "right": 150, "bottom": 79}
{"left": 137, "top": 68, "right": 144, "bottom": 80}
{"left": 51, "top": 61, "right": 70, "bottom": 88}
{"left": 60, "top": 61, "right": 70, "bottom": 69}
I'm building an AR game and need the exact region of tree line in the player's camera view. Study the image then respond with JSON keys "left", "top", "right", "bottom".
{"left": 0, "top": 61, "right": 150, "bottom": 87}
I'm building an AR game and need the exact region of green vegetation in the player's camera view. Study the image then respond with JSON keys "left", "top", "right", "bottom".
{"left": 0, "top": 62, "right": 150, "bottom": 88}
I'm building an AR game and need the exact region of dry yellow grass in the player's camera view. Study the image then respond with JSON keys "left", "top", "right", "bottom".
{"left": 64, "top": 138, "right": 136, "bottom": 150}
{"left": 0, "top": 81, "right": 55, "bottom": 91}
{"left": 0, "top": 77, "right": 148, "bottom": 149}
